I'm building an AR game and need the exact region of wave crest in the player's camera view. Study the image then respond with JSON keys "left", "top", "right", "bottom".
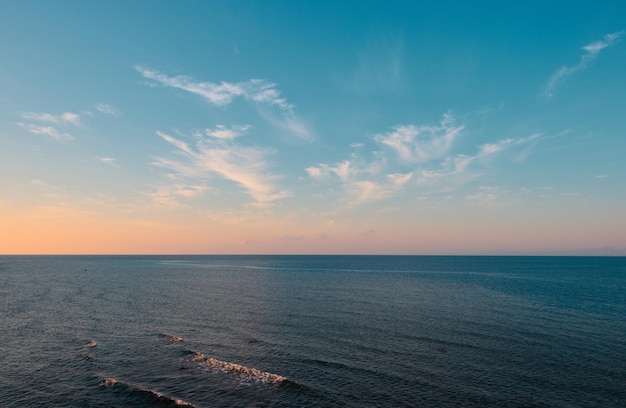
{"left": 189, "top": 351, "right": 287, "bottom": 384}
{"left": 99, "top": 377, "right": 195, "bottom": 407}
{"left": 163, "top": 334, "right": 183, "bottom": 342}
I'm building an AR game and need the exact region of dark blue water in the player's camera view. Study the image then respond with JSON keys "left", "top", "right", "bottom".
{"left": 1, "top": 256, "right": 625, "bottom": 407}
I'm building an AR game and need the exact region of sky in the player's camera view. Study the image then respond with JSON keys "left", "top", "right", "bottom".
{"left": 1, "top": 1, "right": 625, "bottom": 255}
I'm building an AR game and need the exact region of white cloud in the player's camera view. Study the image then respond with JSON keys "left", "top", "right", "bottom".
{"left": 375, "top": 113, "right": 463, "bottom": 163}
{"left": 135, "top": 66, "right": 311, "bottom": 140}
{"left": 21, "top": 111, "right": 80, "bottom": 126}
{"left": 17, "top": 123, "right": 73, "bottom": 141}
{"left": 205, "top": 124, "right": 251, "bottom": 140}
{"left": 94, "top": 103, "right": 121, "bottom": 117}
{"left": 244, "top": 78, "right": 293, "bottom": 110}
{"left": 347, "top": 173, "right": 408, "bottom": 205}
{"left": 136, "top": 66, "right": 244, "bottom": 106}
{"left": 416, "top": 133, "right": 540, "bottom": 185}
{"left": 307, "top": 152, "right": 384, "bottom": 183}
{"left": 348, "top": 172, "right": 412, "bottom": 204}
{"left": 544, "top": 31, "right": 624, "bottom": 97}
{"left": 306, "top": 151, "right": 408, "bottom": 205}
{"left": 148, "top": 184, "right": 210, "bottom": 207}
{"left": 476, "top": 133, "right": 539, "bottom": 158}
{"left": 306, "top": 113, "right": 541, "bottom": 206}
{"left": 257, "top": 108, "right": 311, "bottom": 141}
{"left": 98, "top": 157, "right": 118, "bottom": 167}
{"left": 305, "top": 164, "right": 331, "bottom": 180}
{"left": 17, "top": 111, "right": 81, "bottom": 141}
{"left": 333, "top": 160, "right": 359, "bottom": 181}
{"left": 154, "top": 131, "right": 288, "bottom": 203}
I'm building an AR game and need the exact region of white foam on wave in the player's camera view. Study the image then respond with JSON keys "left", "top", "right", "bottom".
{"left": 99, "top": 377, "right": 195, "bottom": 407}
{"left": 189, "top": 352, "right": 287, "bottom": 384}
{"left": 100, "top": 377, "right": 118, "bottom": 387}
{"left": 163, "top": 334, "right": 183, "bottom": 342}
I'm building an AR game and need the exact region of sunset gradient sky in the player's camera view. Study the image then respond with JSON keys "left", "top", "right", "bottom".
{"left": 1, "top": 1, "right": 625, "bottom": 254}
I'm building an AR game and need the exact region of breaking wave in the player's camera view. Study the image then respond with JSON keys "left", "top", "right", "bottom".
{"left": 99, "top": 377, "right": 195, "bottom": 407}
{"left": 188, "top": 351, "right": 288, "bottom": 384}
{"left": 162, "top": 333, "right": 183, "bottom": 342}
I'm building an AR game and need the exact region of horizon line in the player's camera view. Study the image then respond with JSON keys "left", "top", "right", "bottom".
{"left": 2, "top": 253, "right": 625, "bottom": 257}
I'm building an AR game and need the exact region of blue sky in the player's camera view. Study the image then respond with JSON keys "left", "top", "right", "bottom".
{"left": 1, "top": 1, "right": 625, "bottom": 254}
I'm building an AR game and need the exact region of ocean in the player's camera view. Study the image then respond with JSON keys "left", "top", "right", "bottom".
{"left": 1, "top": 255, "right": 625, "bottom": 407}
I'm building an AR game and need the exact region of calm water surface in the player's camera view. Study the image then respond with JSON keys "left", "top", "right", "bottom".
{"left": 1, "top": 255, "right": 625, "bottom": 407}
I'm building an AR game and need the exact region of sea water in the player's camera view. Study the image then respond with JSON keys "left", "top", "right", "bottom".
{"left": 1, "top": 255, "right": 625, "bottom": 407}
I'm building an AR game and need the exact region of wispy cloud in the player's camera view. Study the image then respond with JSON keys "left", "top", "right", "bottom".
{"left": 476, "top": 133, "right": 540, "bottom": 157}
{"left": 347, "top": 173, "right": 413, "bottom": 204}
{"left": 306, "top": 150, "right": 385, "bottom": 182}
{"left": 416, "top": 133, "right": 540, "bottom": 185}
{"left": 94, "top": 103, "right": 121, "bottom": 117}
{"left": 306, "top": 158, "right": 411, "bottom": 206}
{"left": 205, "top": 124, "right": 251, "bottom": 140}
{"left": 21, "top": 111, "right": 81, "bottom": 126}
{"left": 148, "top": 184, "right": 210, "bottom": 207}
{"left": 135, "top": 66, "right": 312, "bottom": 140}
{"left": 345, "top": 36, "right": 405, "bottom": 94}
{"left": 306, "top": 148, "right": 410, "bottom": 205}
{"left": 153, "top": 129, "right": 288, "bottom": 203}
{"left": 136, "top": 66, "right": 244, "bottom": 106}
{"left": 17, "top": 111, "right": 81, "bottom": 141}
{"left": 98, "top": 157, "right": 119, "bottom": 167}
{"left": 544, "top": 31, "right": 624, "bottom": 97}
{"left": 17, "top": 123, "right": 73, "bottom": 141}
{"left": 375, "top": 112, "right": 463, "bottom": 163}
{"left": 306, "top": 113, "right": 540, "bottom": 206}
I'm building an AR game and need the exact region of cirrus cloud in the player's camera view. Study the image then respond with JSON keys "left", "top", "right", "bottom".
{"left": 153, "top": 129, "right": 289, "bottom": 204}
{"left": 17, "top": 111, "right": 81, "bottom": 142}
{"left": 135, "top": 66, "right": 312, "bottom": 141}
{"left": 543, "top": 31, "right": 624, "bottom": 97}
{"left": 306, "top": 113, "right": 541, "bottom": 206}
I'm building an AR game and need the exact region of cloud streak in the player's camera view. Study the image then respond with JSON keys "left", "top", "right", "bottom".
{"left": 98, "top": 157, "right": 119, "bottom": 167}
{"left": 306, "top": 114, "right": 540, "bottom": 205}
{"left": 21, "top": 111, "right": 81, "bottom": 125}
{"left": 148, "top": 184, "right": 210, "bottom": 207}
{"left": 544, "top": 31, "right": 623, "bottom": 97}
{"left": 375, "top": 112, "right": 463, "bottom": 163}
{"left": 94, "top": 103, "right": 121, "bottom": 117}
{"left": 136, "top": 66, "right": 311, "bottom": 140}
{"left": 17, "top": 111, "right": 81, "bottom": 141}
{"left": 416, "top": 133, "right": 540, "bottom": 185}
{"left": 154, "top": 129, "right": 288, "bottom": 203}
{"left": 205, "top": 125, "right": 251, "bottom": 140}
{"left": 17, "top": 123, "right": 73, "bottom": 141}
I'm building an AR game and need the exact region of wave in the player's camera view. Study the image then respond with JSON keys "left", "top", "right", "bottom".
{"left": 188, "top": 351, "right": 288, "bottom": 384}
{"left": 162, "top": 333, "right": 183, "bottom": 342}
{"left": 80, "top": 352, "right": 94, "bottom": 362}
{"left": 99, "top": 377, "right": 195, "bottom": 407}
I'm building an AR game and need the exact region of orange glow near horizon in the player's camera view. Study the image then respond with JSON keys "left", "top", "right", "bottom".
{"left": 3, "top": 207, "right": 624, "bottom": 255}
